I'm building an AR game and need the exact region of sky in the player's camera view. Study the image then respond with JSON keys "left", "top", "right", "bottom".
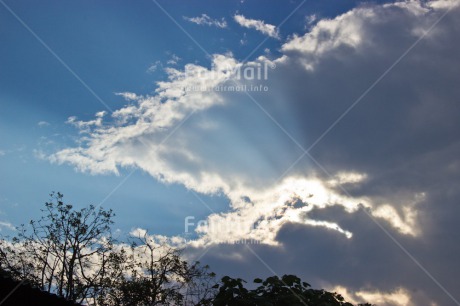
{"left": 1, "top": 0, "right": 460, "bottom": 305}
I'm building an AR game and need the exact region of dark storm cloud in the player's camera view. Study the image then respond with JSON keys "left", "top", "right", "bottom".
{"left": 185, "top": 2, "right": 460, "bottom": 305}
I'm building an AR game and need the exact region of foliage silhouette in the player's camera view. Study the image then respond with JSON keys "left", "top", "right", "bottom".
{"left": 212, "top": 275, "right": 373, "bottom": 306}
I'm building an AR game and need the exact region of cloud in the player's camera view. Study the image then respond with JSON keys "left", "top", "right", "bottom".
{"left": 115, "top": 92, "right": 139, "bottom": 101}
{"left": 239, "top": 33, "right": 248, "bottom": 45}
{"left": 233, "top": 14, "right": 279, "bottom": 39}
{"left": 65, "top": 111, "right": 106, "bottom": 134}
{"left": 333, "top": 286, "right": 413, "bottom": 305}
{"left": 183, "top": 14, "right": 227, "bottom": 28}
{"left": 147, "top": 60, "right": 162, "bottom": 73}
{"left": 343, "top": 287, "right": 412, "bottom": 306}
{"left": 0, "top": 221, "right": 15, "bottom": 231}
{"left": 305, "top": 14, "right": 317, "bottom": 26}
{"left": 51, "top": 1, "right": 460, "bottom": 304}
{"left": 167, "top": 54, "right": 181, "bottom": 65}
{"left": 37, "top": 121, "right": 50, "bottom": 127}
{"left": 146, "top": 55, "right": 181, "bottom": 75}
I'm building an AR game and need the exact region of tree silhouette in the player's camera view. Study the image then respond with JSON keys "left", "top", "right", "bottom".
{"left": 212, "top": 275, "right": 373, "bottom": 306}
{"left": 97, "top": 232, "right": 216, "bottom": 306}
{"left": 0, "top": 192, "right": 215, "bottom": 305}
{"left": 0, "top": 192, "right": 115, "bottom": 303}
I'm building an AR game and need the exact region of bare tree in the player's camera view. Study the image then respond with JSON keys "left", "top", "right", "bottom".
{"left": 0, "top": 192, "right": 115, "bottom": 304}
{"left": 97, "top": 232, "right": 216, "bottom": 306}
{"left": 0, "top": 193, "right": 216, "bottom": 305}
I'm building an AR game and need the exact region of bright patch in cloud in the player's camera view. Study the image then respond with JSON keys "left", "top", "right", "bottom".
{"left": 332, "top": 286, "right": 430, "bottom": 306}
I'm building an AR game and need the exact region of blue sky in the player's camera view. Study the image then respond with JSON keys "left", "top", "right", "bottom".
{"left": 2, "top": 1, "right": 460, "bottom": 305}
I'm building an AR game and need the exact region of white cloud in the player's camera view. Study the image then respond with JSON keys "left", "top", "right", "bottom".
{"left": 239, "top": 33, "right": 248, "bottom": 45}
{"left": 233, "top": 14, "right": 279, "bottom": 39}
{"left": 116, "top": 92, "right": 139, "bottom": 101}
{"left": 147, "top": 60, "right": 161, "bottom": 73}
{"left": 65, "top": 111, "right": 106, "bottom": 134}
{"left": 0, "top": 221, "right": 15, "bottom": 231}
{"left": 281, "top": 8, "right": 375, "bottom": 70}
{"left": 33, "top": 149, "right": 47, "bottom": 160}
{"left": 0, "top": 150, "right": 5, "bottom": 157}
{"left": 50, "top": 54, "right": 242, "bottom": 178}
{"left": 306, "top": 14, "right": 317, "bottom": 26}
{"left": 356, "top": 288, "right": 411, "bottom": 306}
{"left": 328, "top": 171, "right": 367, "bottom": 185}
{"left": 129, "top": 227, "right": 147, "bottom": 238}
{"left": 183, "top": 14, "right": 227, "bottom": 28}
{"left": 167, "top": 54, "right": 181, "bottom": 65}
{"left": 187, "top": 172, "right": 425, "bottom": 247}
{"left": 38, "top": 121, "right": 50, "bottom": 127}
